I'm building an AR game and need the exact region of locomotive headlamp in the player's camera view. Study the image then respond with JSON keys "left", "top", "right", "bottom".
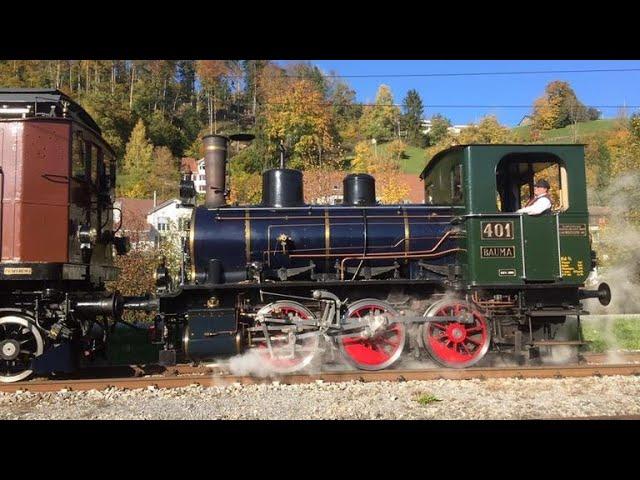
{"left": 179, "top": 173, "right": 196, "bottom": 207}
{"left": 277, "top": 233, "right": 292, "bottom": 253}
{"left": 77, "top": 224, "right": 97, "bottom": 263}
{"left": 77, "top": 224, "right": 97, "bottom": 247}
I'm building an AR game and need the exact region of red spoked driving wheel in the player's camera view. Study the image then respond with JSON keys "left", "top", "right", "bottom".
{"left": 255, "top": 301, "right": 320, "bottom": 373}
{"left": 420, "top": 300, "right": 490, "bottom": 368}
{"left": 338, "top": 299, "right": 406, "bottom": 371}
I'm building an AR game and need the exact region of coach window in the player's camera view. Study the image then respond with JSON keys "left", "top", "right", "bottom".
{"left": 95, "top": 146, "right": 104, "bottom": 188}
{"left": 84, "top": 140, "right": 94, "bottom": 183}
{"left": 90, "top": 144, "right": 100, "bottom": 185}
{"left": 496, "top": 153, "right": 569, "bottom": 213}
{"left": 72, "top": 131, "right": 86, "bottom": 180}
{"left": 104, "top": 152, "right": 115, "bottom": 190}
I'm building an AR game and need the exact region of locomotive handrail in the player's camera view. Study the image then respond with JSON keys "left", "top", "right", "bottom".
{"left": 463, "top": 212, "right": 549, "bottom": 217}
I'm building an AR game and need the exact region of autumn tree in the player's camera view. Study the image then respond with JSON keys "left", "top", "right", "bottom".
{"left": 428, "top": 114, "right": 452, "bottom": 145}
{"left": 196, "top": 60, "right": 230, "bottom": 134}
{"left": 606, "top": 125, "right": 640, "bottom": 178}
{"left": 531, "top": 80, "right": 599, "bottom": 131}
{"left": 329, "top": 80, "right": 362, "bottom": 150}
{"left": 350, "top": 140, "right": 409, "bottom": 203}
{"left": 457, "top": 115, "right": 510, "bottom": 144}
{"left": 118, "top": 119, "right": 154, "bottom": 197}
{"left": 584, "top": 133, "right": 612, "bottom": 196}
{"left": 359, "top": 85, "right": 400, "bottom": 142}
{"left": 261, "top": 76, "right": 338, "bottom": 170}
{"left": 402, "top": 89, "right": 426, "bottom": 146}
{"left": 148, "top": 146, "right": 179, "bottom": 200}
{"left": 629, "top": 113, "right": 640, "bottom": 142}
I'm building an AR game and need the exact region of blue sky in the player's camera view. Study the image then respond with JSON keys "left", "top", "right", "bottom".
{"left": 279, "top": 60, "right": 640, "bottom": 127}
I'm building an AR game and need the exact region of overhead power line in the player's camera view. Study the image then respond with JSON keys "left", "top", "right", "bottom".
{"left": 224, "top": 67, "right": 640, "bottom": 79}
{"left": 246, "top": 101, "right": 640, "bottom": 109}
{"left": 308, "top": 67, "right": 640, "bottom": 79}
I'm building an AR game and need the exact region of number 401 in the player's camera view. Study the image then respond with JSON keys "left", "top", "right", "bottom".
{"left": 482, "top": 222, "right": 513, "bottom": 239}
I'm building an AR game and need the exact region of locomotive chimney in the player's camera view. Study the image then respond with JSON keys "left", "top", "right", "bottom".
{"left": 203, "top": 134, "right": 229, "bottom": 208}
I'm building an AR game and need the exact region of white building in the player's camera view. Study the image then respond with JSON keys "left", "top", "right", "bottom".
{"left": 421, "top": 119, "right": 470, "bottom": 136}
{"left": 146, "top": 199, "right": 194, "bottom": 247}
{"left": 194, "top": 159, "right": 206, "bottom": 194}
{"left": 180, "top": 157, "right": 207, "bottom": 194}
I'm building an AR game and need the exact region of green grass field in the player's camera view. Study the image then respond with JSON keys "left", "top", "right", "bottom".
{"left": 374, "top": 142, "right": 428, "bottom": 174}
{"left": 581, "top": 315, "right": 640, "bottom": 353}
{"left": 399, "top": 145, "right": 429, "bottom": 174}
{"left": 512, "top": 119, "right": 618, "bottom": 143}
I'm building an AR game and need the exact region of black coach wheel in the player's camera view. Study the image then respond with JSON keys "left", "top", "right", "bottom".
{"left": 0, "top": 315, "right": 45, "bottom": 383}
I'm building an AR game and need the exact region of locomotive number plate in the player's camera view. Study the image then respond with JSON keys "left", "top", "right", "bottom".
{"left": 481, "top": 221, "right": 514, "bottom": 240}
{"left": 481, "top": 246, "right": 515, "bottom": 258}
{"left": 3, "top": 267, "right": 32, "bottom": 275}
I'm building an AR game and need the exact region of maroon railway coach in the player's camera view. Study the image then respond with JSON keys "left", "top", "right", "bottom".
{"left": 0, "top": 89, "right": 128, "bottom": 382}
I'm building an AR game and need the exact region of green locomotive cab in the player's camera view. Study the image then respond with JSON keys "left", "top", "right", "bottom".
{"left": 421, "top": 144, "right": 593, "bottom": 287}
{"left": 421, "top": 144, "right": 610, "bottom": 363}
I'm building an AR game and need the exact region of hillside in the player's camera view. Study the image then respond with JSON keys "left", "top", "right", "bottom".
{"left": 376, "top": 143, "right": 427, "bottom": 175}
{"left": 512, "top": 119, "right": 618, "bottom": 143}
{"left": 362, "top": 119, "right": 621, "bottom": 177}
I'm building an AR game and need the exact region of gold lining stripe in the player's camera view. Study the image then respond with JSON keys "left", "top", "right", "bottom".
{"left": 403, "top": 208, "right": 410, "bottom": 255}
{"left": 245, "top": 209, "right": 251, "bottom": 264}
{"left": 189, "top": 209, "right": 196, "bottom": 281}
{"left": 324, "top": 208, "right": 330, "bottom": 255}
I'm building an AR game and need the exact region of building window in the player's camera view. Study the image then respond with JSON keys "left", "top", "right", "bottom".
{"left": 199, "top": 174, "right": 206, "bottom": 181}
{"left": 157, "top": 217, "right": 168, "bottom": 232}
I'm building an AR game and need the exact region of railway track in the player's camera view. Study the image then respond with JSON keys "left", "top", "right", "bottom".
{"left": 1, "top": 352, "right": 640, "bottom": 394}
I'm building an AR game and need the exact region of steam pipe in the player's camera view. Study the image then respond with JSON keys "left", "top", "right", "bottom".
{"left": 74, "top": 293, "right": 124, "bottom": 319}
{"left": 123, "top": 296, "right": 160, "bottom": 312}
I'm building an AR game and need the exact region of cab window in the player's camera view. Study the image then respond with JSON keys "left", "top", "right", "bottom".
{"left": 496, "top": 153, "right": 569, "bottom": 212}
{"left": 423, "top": 157, "right": 464, "bottom": 206}
{"left": 451, "top": 163, "right": 463, "bottom": 204}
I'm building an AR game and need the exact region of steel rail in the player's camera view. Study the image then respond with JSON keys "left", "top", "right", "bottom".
{"left": 2, "top": 361, "right": 640, "bottom": 394}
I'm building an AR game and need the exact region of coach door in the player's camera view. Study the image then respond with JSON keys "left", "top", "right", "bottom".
{"left": 496, "top": 152, "right": 567, "bottom": 282}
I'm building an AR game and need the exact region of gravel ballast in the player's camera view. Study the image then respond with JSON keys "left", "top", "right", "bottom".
{"left": 1, "top": 375, "right": 640, "bottom": 420}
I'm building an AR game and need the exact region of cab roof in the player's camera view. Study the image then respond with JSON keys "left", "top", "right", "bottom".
{"left": 419, "top": 143, "right": 586, "bottom": 180}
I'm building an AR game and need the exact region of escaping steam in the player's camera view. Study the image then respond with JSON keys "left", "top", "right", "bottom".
{"left": 585, "top": 173, "right": 640, "bottom": 315}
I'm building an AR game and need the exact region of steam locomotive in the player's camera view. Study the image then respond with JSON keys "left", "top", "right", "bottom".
{"left": 150, "top": 134, "right": 612, "bottom": 372}
{"left": 0, "top": 89, "right": 130, "bottom": 382}
{"left": 0, "top": 88, "right": 612, "bottom": 382}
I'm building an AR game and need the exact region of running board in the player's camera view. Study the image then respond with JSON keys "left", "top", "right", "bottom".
{"left": 526, "top": 310, "right": 587, "bottom": 317}
{"left": 528, "top": 340, "right": 590, "bottom": 346}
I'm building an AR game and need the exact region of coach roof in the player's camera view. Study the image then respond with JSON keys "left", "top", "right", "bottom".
{"left": 0, "top": 88, "right": 101, "bottom": 134}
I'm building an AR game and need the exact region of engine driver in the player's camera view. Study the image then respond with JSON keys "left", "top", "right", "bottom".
{"left": 517, "top": 179, "right": 552, "bottom": 215}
